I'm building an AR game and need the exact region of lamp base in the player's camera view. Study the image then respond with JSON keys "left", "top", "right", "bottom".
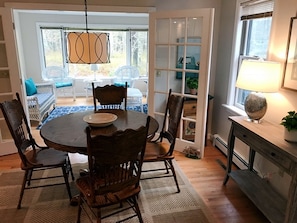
{"left": 244, "top": 92, "right": 267, "bottom": 122}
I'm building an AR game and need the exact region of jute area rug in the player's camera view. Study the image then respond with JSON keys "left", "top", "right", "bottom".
{"left": 0, "top": 161, "right": 216, "bottom": 223}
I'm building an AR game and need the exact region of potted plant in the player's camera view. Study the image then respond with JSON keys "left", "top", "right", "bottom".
{"left": 280, "top": 111, "right": 297, "bottom": 142}
{"left": 186, "top": 77, "right": 198, "bottom": 95}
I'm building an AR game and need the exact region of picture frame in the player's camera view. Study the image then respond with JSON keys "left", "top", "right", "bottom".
{"left": 282, "top": 16, "right": 297, "bottom": 91}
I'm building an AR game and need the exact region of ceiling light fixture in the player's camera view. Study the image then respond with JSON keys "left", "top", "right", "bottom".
{"left": 66, "top": 0, "right": 110, "bottom": 64}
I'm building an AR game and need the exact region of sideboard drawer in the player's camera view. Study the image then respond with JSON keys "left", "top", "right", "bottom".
{"left": 233, "top": 123, "right": 292, "bottom": 172}
{"left": 232, "top": 124, "right": 254, "bottom": 144}
{"left": 258, "top": 146, "right": 292, "bottom": 173}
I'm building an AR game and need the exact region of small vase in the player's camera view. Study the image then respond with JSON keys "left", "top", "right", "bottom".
{"left": 284, "top": 129, "right": 297, "bottom": 142}
{"left": 190, "top": 89, "right": 197, "bottom": 95}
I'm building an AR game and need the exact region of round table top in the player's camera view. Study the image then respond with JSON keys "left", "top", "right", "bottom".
{"left": 40, "top": 109, "right": 159, "bottom": 154}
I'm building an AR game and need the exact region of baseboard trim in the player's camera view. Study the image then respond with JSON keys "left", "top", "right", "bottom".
{"left": 212, "top": 134, "right": 247, "bottom": 170}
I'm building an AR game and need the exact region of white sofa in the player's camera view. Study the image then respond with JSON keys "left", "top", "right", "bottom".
{"left": 27, "top": 83, "right": 56, "bottom": 123}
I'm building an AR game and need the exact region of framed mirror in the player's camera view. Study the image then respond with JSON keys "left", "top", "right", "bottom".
{"left": 282, "top": 16, "right": 297, "bottom": 91}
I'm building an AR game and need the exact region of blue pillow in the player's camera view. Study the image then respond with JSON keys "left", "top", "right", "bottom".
{"left": 25, "top": 78, "right": 37, "bottom": 96}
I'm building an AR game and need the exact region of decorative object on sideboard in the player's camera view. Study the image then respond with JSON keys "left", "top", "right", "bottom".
{"left": 186, "top": 77, "right": 198, "bottom": 95}
{"left": 280, "top": 111, "right": 297, "bottom": 142}
{"left": 236, "top": 59, "right": 281, "bottom": 122}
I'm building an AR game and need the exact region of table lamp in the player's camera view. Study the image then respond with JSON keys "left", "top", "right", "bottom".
{"left": 236, "top": 59, "right": 280, "bottom": 122}
{"left": 90, "top": 64, "right": 99, "bottom": 80}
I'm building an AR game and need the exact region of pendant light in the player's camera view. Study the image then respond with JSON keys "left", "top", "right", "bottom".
{"left": 67, "top": 0, "right": 110, "bottom": 64}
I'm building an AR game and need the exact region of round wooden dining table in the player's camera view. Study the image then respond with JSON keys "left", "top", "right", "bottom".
{"left": 40, "top": 109, "right": 159, "bottom": 155}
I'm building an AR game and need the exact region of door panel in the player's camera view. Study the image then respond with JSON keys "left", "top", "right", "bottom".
{"left": 149, "top": 9, "right": 214, "bottom": 158}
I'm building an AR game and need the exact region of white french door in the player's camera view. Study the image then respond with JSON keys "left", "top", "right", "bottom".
{"left": 148, "top": 9, "right": 214, "bottom": 158}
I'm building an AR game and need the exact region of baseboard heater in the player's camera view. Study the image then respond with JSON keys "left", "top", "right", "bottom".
{"left": 212, "top": 134, "right": 248, "bottom": 170}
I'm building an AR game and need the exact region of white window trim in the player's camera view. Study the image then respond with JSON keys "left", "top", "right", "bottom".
{"left": 226, "top": 0, "right": 274, "bottom": 110}
{"left": 222, "top": 104, "right": 247, "bottom": 117}
{"left": 226, "top": 0, "right": 244, "bottom": 106}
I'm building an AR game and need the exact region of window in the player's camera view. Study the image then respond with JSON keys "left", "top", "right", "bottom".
{"left": 233, "top": 0, "right": 274, "bottom": 109}
{"left": 40, "top": 27, "right": 148, "bottom": 78}
{"left": 41, "top": 28, "right": 64, "bottom": 67}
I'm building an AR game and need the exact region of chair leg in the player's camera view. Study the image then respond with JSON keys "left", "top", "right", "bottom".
{"left": 67, "top": 157, "right": 75, "bottom": 181}
{"left": 27, "top": 169, "right": 33, "bottom": 186}
{"left": 18, "top": 171, "right": 29, "bottom": 209}
{"left": 96, "top": 208, "right": 102, "bottom": 223}
{"left": 131, "top": 196, "right": 143, "bottom": 223}
{"left": 167, "top": 160, "right": 180, "bottom": 193}
{"left": 76, "top": 194, "right": 82, "bottom": 223}
{"left": 70, "top": 167, "right": 75, "bottom": 181}
{"left": 62, "top": 166, "right": 72, "bottom": 200}
{"left": 164, "top": 160, "right": 170, "bottom": 174}
{"left": 72, "top": 87, "right": 76, "bottom": 101}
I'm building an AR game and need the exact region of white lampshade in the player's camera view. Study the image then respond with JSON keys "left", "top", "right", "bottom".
{"left": 67, "top": 32, "right": 110, "bottom": 64}
{"left": 236, "top": 60, "right": 281, "bottom": 93}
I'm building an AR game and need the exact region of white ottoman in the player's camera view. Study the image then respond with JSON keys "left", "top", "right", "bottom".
{"left": 127, "top": 88, "right": 143, "bottom": 112}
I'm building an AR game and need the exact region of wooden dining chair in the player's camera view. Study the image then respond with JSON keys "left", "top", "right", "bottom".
{"left": 92, "top": 82, "right": 128, "bottom": 111}
{"left": 141, "top": 89, "right": 184, "bottom": 193}
{"left": 0, "top": 93, "right": 74, "bottom": 209}
{"left": 75, "top": 117, "right": 150, "bottom": 223}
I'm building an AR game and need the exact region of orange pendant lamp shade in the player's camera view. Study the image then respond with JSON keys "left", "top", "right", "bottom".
{"left": 67, "top": 32, "right": 110, "bottom": 64}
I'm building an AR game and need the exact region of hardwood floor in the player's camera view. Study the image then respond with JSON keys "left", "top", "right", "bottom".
{"left": 175, "top": 144, "right": 269, "bottom": 223}
{"left": 1, "top": 97, "right": 269, "bottom": 223}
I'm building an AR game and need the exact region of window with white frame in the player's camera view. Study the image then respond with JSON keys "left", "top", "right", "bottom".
{"left": 40, "top": 27, "right": 148, "bottom": 78}
{"left": 234, "top": 0, "right": 274, "bottom": 109}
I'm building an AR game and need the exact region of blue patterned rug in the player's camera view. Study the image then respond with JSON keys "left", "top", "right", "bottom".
{"left": 37, "top": 104, "right": 147, "bottom": 129}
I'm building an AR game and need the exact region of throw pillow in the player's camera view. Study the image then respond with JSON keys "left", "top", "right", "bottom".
{"left": 25, "top": 78, "right": 37, "bottom": 96}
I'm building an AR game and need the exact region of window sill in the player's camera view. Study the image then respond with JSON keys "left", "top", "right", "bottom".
{"left": 222, "top": 104, "right": 247, "bottom": 117}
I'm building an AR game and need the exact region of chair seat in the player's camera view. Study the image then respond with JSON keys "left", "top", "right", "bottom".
{"left": 55, "top": 82, "right": 73, "bottom": 88}
{"left": 114, "top": 82, "right": 130, "bottom": 87}
{"left": 22, "top": 148, "right": 68, "bottom": 170}
{"left": 27, "top": 93, "right": 53, "bottom": 108}
{"left": 127, "top": 88, "right": 143, "bottom": 107}
{"left": 143, "top": 141, "right": 171, "bottom": 161}
{"left": 76, "top": 175, "right": 140, "bottom": 207}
